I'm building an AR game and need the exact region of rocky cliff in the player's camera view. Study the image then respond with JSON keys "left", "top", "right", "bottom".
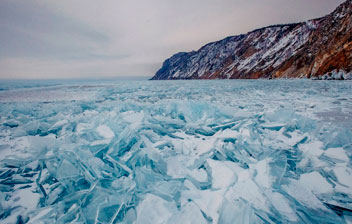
{"left": 152, "top": 0, "right": 352, "bottom": 80}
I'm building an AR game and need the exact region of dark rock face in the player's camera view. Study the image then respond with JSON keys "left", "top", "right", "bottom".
{"left": 151, "top": 0, "right": 352, "bottom": 80}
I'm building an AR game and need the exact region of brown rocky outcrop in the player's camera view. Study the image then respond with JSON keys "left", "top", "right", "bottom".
{"left": 152, "top": 0, "right": 352, "bottom": 80}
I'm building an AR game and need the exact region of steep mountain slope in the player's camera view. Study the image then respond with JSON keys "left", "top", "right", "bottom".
{"left": 152, "top": 0, "right": 352, "bottom": 80}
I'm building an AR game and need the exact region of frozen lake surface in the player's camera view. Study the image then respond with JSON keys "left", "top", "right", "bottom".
{"left": 0, "top": 79, "right": 352, "bottom": 223}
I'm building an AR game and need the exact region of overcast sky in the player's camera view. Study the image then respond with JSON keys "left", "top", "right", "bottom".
{"left": 0, "top": 0, "right": 345, "bottom": 79}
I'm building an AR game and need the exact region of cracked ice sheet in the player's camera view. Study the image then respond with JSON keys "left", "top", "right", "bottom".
{"left": 0, "top": 79, "right": 352, "bottom": 223}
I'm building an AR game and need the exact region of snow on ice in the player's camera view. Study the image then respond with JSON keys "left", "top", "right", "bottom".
{"left": 0, "top": 79, "right": 352, "bottom": 223}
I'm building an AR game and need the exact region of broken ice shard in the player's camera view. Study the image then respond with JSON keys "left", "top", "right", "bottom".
{"left": 0, "top": 79, "right": 352, "bottom": 223}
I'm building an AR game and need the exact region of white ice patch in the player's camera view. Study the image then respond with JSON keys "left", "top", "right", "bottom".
{"left": 299, "top": 171, "right": 333, "bottom": 194}
{"left": 299, "top": 140, "right": 324, "bottom": 157}
{"left": 298, "top": 140, "right": 327, "bottom": 169}
{"left": 333, "top": 166, "right": 352, "bottom": 193}
{"left": 207, "top": 159, "right": 238, "bottom": 189}
{"left": 324, "top": 147, "right": 349, "bottom": 163}
{"left": 136, "top": 194, "right": 176, "bottom": 224}
{"left": 182, "top": 180, "right": 225, "bottom": 223}
{"left": 166, "top": 155, "right": 206, "bottom": 181}
{"left": 168, "top": 201, "right": 207, "bottom": 224}
{"left": 252, "top": 159, "right": 273, "bottom": 188}
{"left": 283, "top": 179, "right": 329, "bottom": 210}
{"left": 121, "top": 111, "right": 144, "bottom": 124}
{"left": 96, "top": 125, "right": 115, "bottom": 139}
{"left": 271, "top": 192, "right": 298, "bottom": 222}
{"left": 51, "top": 119, "right": 68, "bottom": 129}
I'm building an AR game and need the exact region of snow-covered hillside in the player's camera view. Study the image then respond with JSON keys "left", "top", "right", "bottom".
{"left": 152, "top": 0, "right": 352, "bottom": 80}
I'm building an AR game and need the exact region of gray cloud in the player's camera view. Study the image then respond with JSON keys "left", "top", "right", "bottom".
{"left": 0, "top": 0, "right": 345, "bottom": 79}
{"left": 0, "top": 0, "right": 118, "bottom": 60}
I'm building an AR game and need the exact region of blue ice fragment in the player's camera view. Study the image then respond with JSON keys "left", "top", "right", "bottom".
{"left": 0, "top": 80, "right": 352, "bottom": 223}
